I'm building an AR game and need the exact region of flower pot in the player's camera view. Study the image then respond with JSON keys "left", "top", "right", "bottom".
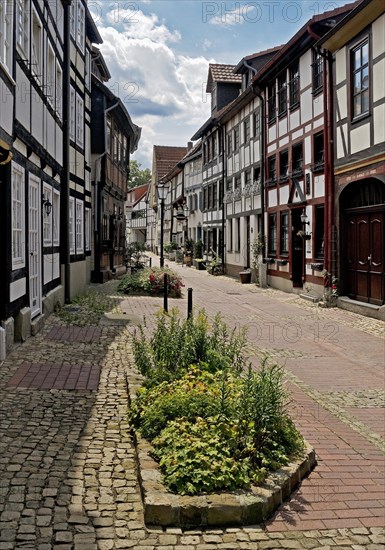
{"left": 239, "top": 271, "right": 251, "bottom": 284}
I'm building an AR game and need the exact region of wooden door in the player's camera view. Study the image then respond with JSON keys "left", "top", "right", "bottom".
{"left": 345, "top": 211, "right": 384, "bottom": 305}
{"left": 291, "top": 209, "right": 304, "bottom": 287}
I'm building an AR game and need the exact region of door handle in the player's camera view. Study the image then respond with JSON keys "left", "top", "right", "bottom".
{"left": 368, "top": 254, "right": 372, "bottom": 265}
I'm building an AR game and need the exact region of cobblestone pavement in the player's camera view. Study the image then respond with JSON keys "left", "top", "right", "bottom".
{"left": 0, "top": 259, "right": 384, "bottom": 549}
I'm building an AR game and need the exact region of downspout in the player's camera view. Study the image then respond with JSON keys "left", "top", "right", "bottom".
{"left": 62, "top": 0, "right": 72, "bottom": 303}
{"left": 326, "top": 50, "right": 335, "bottom": 275}
{"left": 93, "top": 101, "right": 120, "bottom": 281}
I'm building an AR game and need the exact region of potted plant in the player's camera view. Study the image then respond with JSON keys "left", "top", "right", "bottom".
{"left": 193, "top": 240, "right": 205, "bottom": 269}
{"left": 164, "top": 241, "right": 178, "bottom": 261}
{"left": 297, "top": 230, "right": 311, "bottom": 240}
{"left": 184, "top": 238, "right": 194, "bottom": 266}
{"left": 239, "top": 269, "right": 252, "bottom": 284}
{"left": 251, "top": 233, "right": 266, "bottom": 285}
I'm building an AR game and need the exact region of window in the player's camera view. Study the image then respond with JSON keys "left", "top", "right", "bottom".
{"left": 53, "top": 191, "right": 60, "bottom": 246}
{"left": 268, "top": 83, "right": 276, "bottom": 123}
{"left": 86, "top": 50, "right": 91, "bottom": 89}
{"left": 207, "top": 186, "right": 212, "bottom": 210}
{"left": 268, "top": 156, "right": 276, "bottom": 186}
{"left": 254, "top": 107, "right": 261, "bottom": 137}
{"left": 77, "top": 2, "right": 85, "bottom": 51}
{"left": 234, "top": 126, "right": 240, "bottom": 151}
{"left": 289, "top": 61, "right": 300, "bottom": 108}
{"left": 0, "top": 0, "right": 13, "bottom": 71}
{"left": 312, "top": 49, "right": 323, "bottom": 93}
{"left": 76, "top": 93, "right": 84, "bottom": 147}
{"left": 213, "top": 183, "right": 218, "bottom": 208}
{"left": 47, "top": 45, "right": 55, "bottom": 106}
{"left": 76, "top": 199, "right": 84, "bottom": 254}
{"left": 212, "top": 133, "right": 216, "bottom": 158}
{"left": 280, "top": 212, "right": 289, "bottom": 255}
{"left": 227, "top": 219, "right": 233, "bottom": 251}
{"left": 313, "top": 132, "right": 324, "bottom": 172}
{"left": 43, "top": 185, "right": 53, "bottom": 245}
{"left": 245, "top": 170, "right": 252, "bottom": 187}
{"left": 244, "top": 118, "right": 250, "bottom": 143}
{"left": 69, "top": 197, "right": 75, "bottom": 254}
{"left": 16, "top": 0, "right": 29, "bottom": 56}
{"left": 56, "top": 63, "right": 63, "bottom": 118}
{"left": 315, "top": 205, "right": 324, "bottom": 259}
{"left": 235, "top": 175, "right": 241, "bottom": 189}
{"left": 278, "top": 73, "right": 287, "bottom": 116}
{"left": 236, "top": 218, "right": 240, "bottom": 252}
{"left": 32, "top": 10, "right": 42, "bottom": 81}
{"left": 12, "top": 164, "right": 25, "bottom": 268}
{"left": 70, "top": 87, "right": 75, "bottom": 141}
{"left": 292, "top": 143, "right": 303, "bottom": 175}
{"left": 268, "top": 214, "right": 277, "bottom": 256}
{"left": 203, "top": 187, "right": 208, "bottom": 210}
{"left": 70, "top": 1, "right": 76, "bottom": 37}
{"left": 107, "top": 116, "right": 112, "bottom": 154}
{"left": 352, "top": 39, "right": 369, "bottom": 119}
{"left": 85, "top": 208, "right": 91, "bottom": 251}
{"left": 254, "top": 166, "right": 261, "bottom": 183}
{"left": 226, "top": 178, "right": 232, "bottom": 192}
{"left": 279, "top": 150, "right": 289, "bottom": 181}
{"left": 227, "top": 132, "right": 232, "bottom": 155}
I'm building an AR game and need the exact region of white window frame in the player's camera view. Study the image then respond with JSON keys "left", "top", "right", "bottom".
{"left": 56, "top": 62, "right": 63, "bottom": 119}
{"left": 46, "top": 43, "right": 55, "bottom": 107}
{"left": 43, "top": 184, "right": 53, "bottom": 246}
{"left": 31, "top": 8, "right": 42, "bottom": 82}
{"left": 70, "top": 86, "right": 75, "bottom": 141}
{"left": 0, "top": 0, "right": 13, "bottom": 72}
{"left": 75, "top": 199, "right": 84, "bottom": 254}
{"left": 69, "top": 196, "right": 75, "bottom": 254}
{"left": 85, "top": 207, "right": 91, "bottom": 251}
{"left": 70, "top": 1, "right": 75, "bottom": 37}
{"left": 12, "top": 164, "right": 25, "bottom": 269}
{"left": 53, "top": 189, "right": 60, "bottom": 246}
{"left": 76, "top": 92, "right": 84, "bottom": 148}
{"left": 77, "top": 2, "right": 85, "bottom": 52}
{"left": 16, "top": 0, "right": 29, "bottom": 57}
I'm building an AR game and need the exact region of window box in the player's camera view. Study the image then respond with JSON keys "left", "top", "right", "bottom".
{"left": 310, "top": 262, "right": 324, "bottom": 271}
{"left": 263, "top": 257, "right": 275, "bottom": 265}
{"left": 312, "top": 161, "right": 324, "bottom": 174}
{"left": 291, "top": 168, "right": 303, "bottom": 178}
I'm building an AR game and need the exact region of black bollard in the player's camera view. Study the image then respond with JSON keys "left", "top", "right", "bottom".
{"left": 187, "top": 288, "right": 193, "bottom": 319}
{"left": 163, "top": 272, "right": 168, "bottom": 312}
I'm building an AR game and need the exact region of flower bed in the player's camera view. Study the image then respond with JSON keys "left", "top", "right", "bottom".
{"left": 128, "top": 310, "right": 312, "bottom": 510}
{"left": 118, "top": 267, "right": 184, "bottom": 298}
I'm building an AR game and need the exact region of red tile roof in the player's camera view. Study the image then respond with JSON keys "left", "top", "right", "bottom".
{"left": 206, "top": 64, "right": 242, "bottom": 92}
{"left": 152, "top": 146, "right": 187, "bottom": 181}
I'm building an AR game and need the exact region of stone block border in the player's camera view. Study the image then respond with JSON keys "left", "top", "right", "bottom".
{"left": 127, "top": 378, "right": 317, "bottom": 528}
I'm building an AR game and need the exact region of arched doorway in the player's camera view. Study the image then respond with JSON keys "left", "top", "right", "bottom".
{"left": 340, "top": 178, "right": 385, "bottom": 305}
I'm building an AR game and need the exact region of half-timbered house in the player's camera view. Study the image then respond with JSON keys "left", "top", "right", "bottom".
{"left": 319, "top": 0, "right": 385, "bottom": 318}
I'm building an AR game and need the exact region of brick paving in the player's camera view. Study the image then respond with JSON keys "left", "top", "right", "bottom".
{"left": 0, "top": 257, "right": 384, "bottom": 549}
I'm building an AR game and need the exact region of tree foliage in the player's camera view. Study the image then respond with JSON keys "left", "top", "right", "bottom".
{"left": 128, "top": 160, "right": 151, "bottom": 189}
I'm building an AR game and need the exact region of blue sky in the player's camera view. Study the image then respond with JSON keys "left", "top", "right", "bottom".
{"left": 92, "top": 0, "right": 350, "bottom": 168}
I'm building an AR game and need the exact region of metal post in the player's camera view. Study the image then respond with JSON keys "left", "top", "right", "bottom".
{"left": 163, "top": 272, "right": 168, "bottom": 312}
{"left": 160, "top": 198, "right": 164, "bottom": 268}
{"left": 187, "top": 288, "right": 193, "bottom": 319}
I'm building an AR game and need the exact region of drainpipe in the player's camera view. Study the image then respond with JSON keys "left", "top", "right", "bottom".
{"left": 220, "top": 124, "right": 226, "bottom": 271}
{"left": 326, "top": 50, "right": 335, "bottom": 275}
{"left": 62, "top": 0, "right": 72, "bottom": 303}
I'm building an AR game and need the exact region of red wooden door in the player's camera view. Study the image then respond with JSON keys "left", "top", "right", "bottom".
{"left": 345, "top": 212, "right": 384, "bottom": 305}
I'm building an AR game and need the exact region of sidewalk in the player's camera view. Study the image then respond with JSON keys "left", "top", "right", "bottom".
{"left": 0, "top": 257, "right": 384, "bottom": 549}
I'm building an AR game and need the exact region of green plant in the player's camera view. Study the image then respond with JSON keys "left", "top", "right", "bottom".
{"left": 56, "top": 284, "right": 121, "bottom": 326}
{"left": 130, "top": 368, "right": 240, "bottom": 440}
{"left": 125, "top": 242, "right": 146, "bottom": 270}
{"left": 164, "top": 241, "right": 178, "bottom": 253}
{"left": 251, "top": 233, "right": 266, "bottom": 270}
{"left": 118, "top": 267, "right": 184, "bottom": 297}
{"left": 152, "top": 417, "right": 250, "bottom": 495}
{"left": 184, "top": 238, "right": 194, "bottom": 255}
{"left": 193, "top": 239, "right": 203, "bottom": 259}
{"left": 132, "top": 309, "right": 248, "bottom": 387}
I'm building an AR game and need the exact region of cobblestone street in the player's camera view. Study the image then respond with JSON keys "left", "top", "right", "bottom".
{"left": 0, "top": 256, "right": 384, "bottom": 549}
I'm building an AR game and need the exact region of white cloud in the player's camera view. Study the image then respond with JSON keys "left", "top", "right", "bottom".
{"left": 98, "top": 7, "right": 212, "bottom": 168}
{"left": 202, "top": 38, "right": 213, "bottom": 51}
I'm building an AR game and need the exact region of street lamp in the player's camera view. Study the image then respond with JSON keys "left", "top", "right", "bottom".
{"left": 157, "top": 182, "right": 169, "bottom": 268}
{"left": 300, "top": 209, "right": 309, "bottom": 225}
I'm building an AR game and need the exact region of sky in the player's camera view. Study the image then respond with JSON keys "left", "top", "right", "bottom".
{"left": 90, "top": 0, "right": 351, "bottom": 169}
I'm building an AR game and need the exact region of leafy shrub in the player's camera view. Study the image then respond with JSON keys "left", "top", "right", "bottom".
{"left": 118, "top": 267, "right": 184, "bottom": 298}
{"left": 152, "top": 417, "right": 250, "bottom": 495}
{"left": 129, "top": 358, "right": 304, "bottom": 495}
{"left": 132, "top": 309, "right": 248, "bottom": 386}
{"left": 130, "top": 368, "right": 240, "bottom": 440}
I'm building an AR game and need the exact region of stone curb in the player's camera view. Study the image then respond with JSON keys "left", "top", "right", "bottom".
{"left": 126, "top": 376, "right": 317, "bottom": 528}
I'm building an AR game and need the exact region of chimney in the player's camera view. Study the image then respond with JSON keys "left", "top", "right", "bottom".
{"left": 187, "top": 141, "right": 193, "bottom": 151}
